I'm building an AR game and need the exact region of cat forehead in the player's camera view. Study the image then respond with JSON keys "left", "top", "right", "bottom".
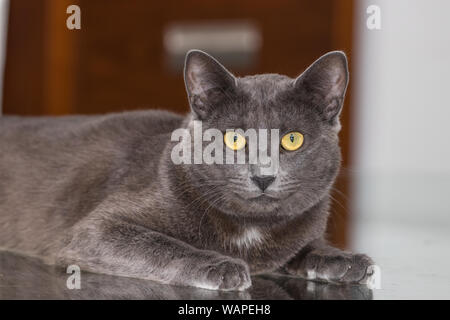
{"left": 207, "top": 73, "right": 320, "bottom": 130}
{"left": 230, "top": 74, "right": 308, "bottom": 127}
{"left": 236, "top": 74, "right": 294, "bottom": 101}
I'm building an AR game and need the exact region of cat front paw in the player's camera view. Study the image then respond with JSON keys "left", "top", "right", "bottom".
{"left": 285, "top": 250, "right": 375, "bottom": 285}
{"left": 194, "top": 257, "right": 251, "bottom": 291}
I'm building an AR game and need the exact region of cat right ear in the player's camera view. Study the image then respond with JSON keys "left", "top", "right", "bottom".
{"left": 184, "top": 50, "right": 237, "bottom": 119}
{"left": 294, "top": 51, "right": 349, "bottom": 127}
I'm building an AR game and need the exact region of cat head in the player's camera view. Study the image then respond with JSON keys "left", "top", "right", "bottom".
{"left": 181, "top": 50, "right": 348, "bottom": 218}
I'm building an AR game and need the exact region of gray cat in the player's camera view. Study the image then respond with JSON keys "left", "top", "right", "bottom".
{"left": 0, "top": 50, "right": 374, "bottom": 291}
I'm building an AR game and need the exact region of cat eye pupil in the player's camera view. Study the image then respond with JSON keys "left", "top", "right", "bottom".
{"left": 281, "top": 132, "right": 304, "bottom": 151}
{"left": 224, "top": 132, "right": 246, "bottom": 151}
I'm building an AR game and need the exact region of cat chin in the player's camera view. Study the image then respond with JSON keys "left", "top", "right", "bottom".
{"left": 218, "top": 202, "right": 291, "bottom": 221}
{"left": 221, "top": 194, "right": 321, "bottom": 221}
{"left": 221, "top": 210, "right": 298, "bottom": 226}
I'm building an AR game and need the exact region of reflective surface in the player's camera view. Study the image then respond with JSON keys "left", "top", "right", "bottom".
{"left": 0, "top": 251, "right": 372, "bottom": 300}
{"left": 352, "top": 219, "right": 450, "bottom": 299}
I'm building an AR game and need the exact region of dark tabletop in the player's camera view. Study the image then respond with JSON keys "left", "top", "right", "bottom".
{"left": 0, "top": 251, "right": 372, "bottom": 300}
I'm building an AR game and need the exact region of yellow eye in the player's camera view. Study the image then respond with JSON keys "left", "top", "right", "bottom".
{"left": 224, "top": 131, "right": 246, "bottom": 151}
{"left": 281, "top": 132, "right": 304, "bottom": 151}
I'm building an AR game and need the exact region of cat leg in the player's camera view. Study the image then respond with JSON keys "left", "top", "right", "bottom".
{"left": 281, "top": 239, "right": 375, "bottom": 285}
{"left": 57, "top": 219, "right": 251, "bottom": 291}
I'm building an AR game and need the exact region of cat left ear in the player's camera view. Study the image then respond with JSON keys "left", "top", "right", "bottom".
{"left": 184, "top": 50, "right": 237, "bottom": 120}
{"left": 294, "top": 51, "right": 349, "bottom": 126}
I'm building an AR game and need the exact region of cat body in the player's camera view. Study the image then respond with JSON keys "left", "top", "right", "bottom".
{"left": 0, "top": 51, "right": 373, "bottom": 290}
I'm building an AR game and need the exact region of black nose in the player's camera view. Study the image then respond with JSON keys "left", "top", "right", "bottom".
{"left": 251, "top": 175, "right": 275, "bottom": 191}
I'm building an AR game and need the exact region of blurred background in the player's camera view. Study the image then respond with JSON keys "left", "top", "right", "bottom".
{"left": 0, "top": 0, "right": 355, "bottom": 248}
{"left": 0, "top": 0, "right": 449, "bottom": 298}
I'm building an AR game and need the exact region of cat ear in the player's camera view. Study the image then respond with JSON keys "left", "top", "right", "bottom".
{"left": 294, "top": 51, "right": 349, "bottom": 126}
{"left": 184, "top": 50, "right": 237, "bottom": 119}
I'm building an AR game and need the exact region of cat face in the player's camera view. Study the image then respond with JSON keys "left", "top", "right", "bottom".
{"left": 182, "top": 50, "right": 348, "bottom": 218}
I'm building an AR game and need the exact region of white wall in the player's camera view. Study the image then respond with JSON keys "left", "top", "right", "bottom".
{"left": 352, "top": 0, "right": 450, "bottom": 227}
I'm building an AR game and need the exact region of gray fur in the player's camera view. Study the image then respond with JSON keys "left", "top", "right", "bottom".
{"left": 0, "top": 50, "right": 373, "bottom": 291}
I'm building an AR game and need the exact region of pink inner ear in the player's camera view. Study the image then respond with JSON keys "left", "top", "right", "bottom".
{"left": 185, "top": 51, "right": 237, "bottom": 99}
{"left": 187, "top": 66, "right": 204, "bottom": 96}
{"left": 328, "top": 69, "right": 347, "bottom": 97}
{"left": 187, "top": 67, "right": 225, "bottom": 97}
{"left": 334, "top": 73, "right": 343, "bottom": 86}
{"left": 325, "top": 97, "right": 342, "bottom": 117}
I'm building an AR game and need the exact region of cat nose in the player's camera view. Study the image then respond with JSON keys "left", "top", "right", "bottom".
{"left": 251, "top": 175, "right": 275, "bottom": 192}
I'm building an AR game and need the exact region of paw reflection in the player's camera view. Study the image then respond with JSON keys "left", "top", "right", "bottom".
{"left": 0, "top": 251, "right": 372, "bottom": 299}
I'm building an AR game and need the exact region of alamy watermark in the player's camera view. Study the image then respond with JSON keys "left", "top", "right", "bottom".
{"left": 367, "top": 5, "right": 381, "bottom": 30}
{"left": 66, "top": 5, "right": 81, "bottom": 30}
{"left": 170, "top": 120, "right": 280, "bottom": 175}
{"left": 66, "top": 264, "right": 81, "bottom": 289}
{"left": 366, "top": 265, "right": 382, "bottom": 289}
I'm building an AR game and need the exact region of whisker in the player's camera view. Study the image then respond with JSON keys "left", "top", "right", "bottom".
{"left": 198, "top": 193, "right": 227, "bottom": 243}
